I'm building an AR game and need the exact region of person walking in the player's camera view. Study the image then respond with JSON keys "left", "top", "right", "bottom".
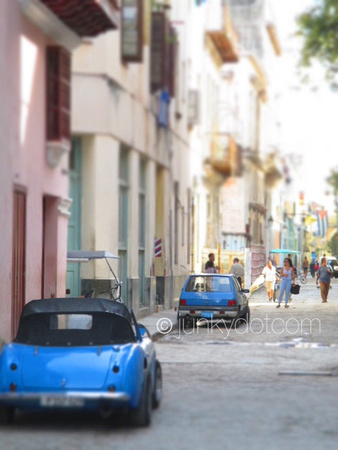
{"left": 310, "top": 259, "right": 315, "bottom": 278}
{"left": 316, "top": 257, "right": 333, "bottom": 303}
{"left": 315, "top": 260, "right": 320, "bottom": 273}
{"left": 302, "top": 256, "right": 309, "bottom": 278}
{"left": 276, "top": 257, "right": 295, "bottom": 308}
{"left": 229, "top": 257, "right": 244, "bottom": 287}
{"left": 262, "top": 260, "right": 279, "bottom": 302}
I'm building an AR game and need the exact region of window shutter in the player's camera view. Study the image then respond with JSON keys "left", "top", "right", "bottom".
{"left": 150, "top": 12, "right": 166, "bottom": 93}
{"left": 46, "top": 46, "right": 71, "bottom": 142}
{"left": 168, "top": 26, "right": 177, "bottom": 98}
{"left": 188, "top": 90, "right": 200, "bottom": 126}
{"left": 121, "top": 0, "right": 144, "bottom": 63}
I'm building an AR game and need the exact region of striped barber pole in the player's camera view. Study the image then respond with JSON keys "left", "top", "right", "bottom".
{"left": 154, "top": 238, "right": 162, "bottom": 257}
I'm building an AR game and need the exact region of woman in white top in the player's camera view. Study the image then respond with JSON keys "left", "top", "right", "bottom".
{"left": 262, "top": 260, "right": 279, "bottom": 302}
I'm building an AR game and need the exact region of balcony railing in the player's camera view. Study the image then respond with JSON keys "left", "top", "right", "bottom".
{"left": 40, "top": 0, "right": 120, "bottom": 37}
{"left": 206, "top": 6, "right": 239, "bottom": 65}
{"left": 209, "top": 134, "right": 240, "bottom": 176}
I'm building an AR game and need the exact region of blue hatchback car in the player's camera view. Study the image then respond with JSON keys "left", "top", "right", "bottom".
{"left": 0, "top": 298, "right": 162, "bottom": 427}
{"left": 178, "top": 274, "right": 250, "bottom": 327}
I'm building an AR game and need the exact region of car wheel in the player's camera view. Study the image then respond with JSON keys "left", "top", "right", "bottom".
{"left": 231, "top": 318, "right": 240, "bottom": 328}
{"left": 178, "top": 315, "right": 185, "bottom": 329}
{"left": 0, "top": 406, "right": 15, "bottom": 425}
{"left": 129, "top": 375, "right": 152, "bottom": 427}
{"left": 177, "top": 310, "right": 184, "bottom": 328}
{"left": 189, "top": 317, "right": 196, "bottom": 328}
{"left": 152, "top": 360, "right": 163, "bottom": 409}
{"left": 242, "top": 308, "right": 250, "bottom": 325}
{"left": 179, "top": 315, "right": 193, "bottom": 329}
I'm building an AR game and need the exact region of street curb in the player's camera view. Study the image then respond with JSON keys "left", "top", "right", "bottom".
{"left": 151, "top": 321, "right": 179, "bottom": 342}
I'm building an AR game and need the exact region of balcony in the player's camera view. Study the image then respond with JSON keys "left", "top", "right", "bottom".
{"left": 206, "top": 6, "right": 239, "bottom": 67}
{"left": 264, "top": 152, "right": 283, "bottom": 188}
{"left": 207, "top": 134, "right": 240, "bottom": 177}
{"left": 40, "top": 0, "right": 120, "bottom": 37}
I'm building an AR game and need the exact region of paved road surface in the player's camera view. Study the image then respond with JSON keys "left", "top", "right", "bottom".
{"left": 1, "top": 277, "right": 337, "bottom": 450}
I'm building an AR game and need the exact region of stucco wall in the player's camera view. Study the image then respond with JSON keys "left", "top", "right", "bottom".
{"left": 0, "top": 2, "right": 70, "bottom": 341}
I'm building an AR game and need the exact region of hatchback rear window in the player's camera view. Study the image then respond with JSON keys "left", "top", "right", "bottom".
{"left": 185, "top": 276, "right": 231, "bottom": 293}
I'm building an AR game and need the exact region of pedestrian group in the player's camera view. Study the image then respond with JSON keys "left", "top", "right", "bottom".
{"left": 204, "top": 253, "right": 334, "bottom": 305}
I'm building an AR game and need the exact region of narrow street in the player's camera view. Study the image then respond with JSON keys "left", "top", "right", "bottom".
{"left": 1, "top": 1, "right": 338, "bottom": 449}
{"left": 1, "top": 278, "right": 337, "bottom": 450}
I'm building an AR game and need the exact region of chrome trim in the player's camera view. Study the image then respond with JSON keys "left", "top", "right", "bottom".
{"left": 0, "top": 391, "right": 130, "bottom": 403}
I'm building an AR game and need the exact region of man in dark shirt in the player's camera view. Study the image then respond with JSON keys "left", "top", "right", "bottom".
{"left": 205, "top": 253, "right": 220, "bottom": 272}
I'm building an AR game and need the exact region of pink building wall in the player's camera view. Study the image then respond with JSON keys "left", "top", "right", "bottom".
{"left": 0, "top": 1, "right": 69, "bottom": 342}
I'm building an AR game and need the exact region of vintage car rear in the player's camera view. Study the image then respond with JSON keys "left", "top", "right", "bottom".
{"left": 0, "top": 299, "right": 147, "bottom": 419}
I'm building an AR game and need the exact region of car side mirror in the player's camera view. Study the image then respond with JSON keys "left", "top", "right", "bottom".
{"left": 138, "top": 324, "right": 147, "bottom": 337}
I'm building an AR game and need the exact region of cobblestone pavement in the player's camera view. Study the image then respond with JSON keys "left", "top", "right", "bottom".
{"left": 1, "top": 277, "right": 338, "bottom": 450}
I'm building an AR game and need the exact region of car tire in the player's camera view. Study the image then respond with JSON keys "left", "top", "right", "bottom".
{"left": 242, "top": 308, "right": 250, "bottom": 325}
{"left": 179, "top": 315, "right": 192, "bottom": 329}
{"left": 0, "top": 406, "right": 15, "bottom": 425}
{"left": 152, "top": 360, "right": 163, "bottom": 409}
{"left": 129, "top": 375, "right": 152, "bottom": 427}
{"left": 178, "top": 315, "right": 185, "bottom": 329}
{"left": 231, "top": 318, "right": 240, "bottom": 328}
{"left": 189, "top": 317, "right": 197, "bottom": 328}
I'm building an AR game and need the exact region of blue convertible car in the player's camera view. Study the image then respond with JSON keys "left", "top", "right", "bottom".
{"left": 178, "top": 274, "right": 250, "bottom": 327}
{"left": 0, "top": 298, "right": 162, "bottom": 427}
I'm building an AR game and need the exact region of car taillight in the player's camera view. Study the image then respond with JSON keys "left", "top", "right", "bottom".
{"left": 220, "top": 311, "right": 225, "bottom": 314}
{"left": 190, "top": 310, "right": 196, "bottom": 314}
{"left": 180, "top": 299, "right": 186, "bottom": 306}
{"left": 228, "top": 300, "right": 236, "bottom": 306}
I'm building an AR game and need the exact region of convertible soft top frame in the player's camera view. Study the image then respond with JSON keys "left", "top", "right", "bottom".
{"left": 20, "top": 298, "right": 131, "bottom": 322}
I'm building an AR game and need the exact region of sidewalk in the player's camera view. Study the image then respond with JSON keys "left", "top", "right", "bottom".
{"left": 139, "top": 307, "right": 178, "bottom": 341}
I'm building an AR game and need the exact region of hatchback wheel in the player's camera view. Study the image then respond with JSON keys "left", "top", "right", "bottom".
{"left": 231, "top": 318, "right": 240, "bottom": 328}
{"left": 243, "top": 308, "right": 250, "bottom": 325}
{"left": 178, "top": 315, "right": 186, "bottom": 329}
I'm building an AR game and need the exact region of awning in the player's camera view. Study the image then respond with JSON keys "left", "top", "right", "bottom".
{"left": 269, "top": 249, "right": 300, "bottom": 255}
{"left": 67, "top": 250, "right": 119, "bottom": 262}
{"left": 40, "top": 0, "right": 119, "bottom": 37}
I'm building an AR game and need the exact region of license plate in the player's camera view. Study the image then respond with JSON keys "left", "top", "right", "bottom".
{"left": 40, "top": 396, "right": 84, "bottom": 408}
{"left": 201, "top": 311, "right": 214, "bottom": 319}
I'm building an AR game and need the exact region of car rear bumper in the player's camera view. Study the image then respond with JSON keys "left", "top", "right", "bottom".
{"left": 178, "top": 306, "right": 240, "bottom": 320}
{"left": 0, "top": 391, "right": 130, "bottom": 410}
